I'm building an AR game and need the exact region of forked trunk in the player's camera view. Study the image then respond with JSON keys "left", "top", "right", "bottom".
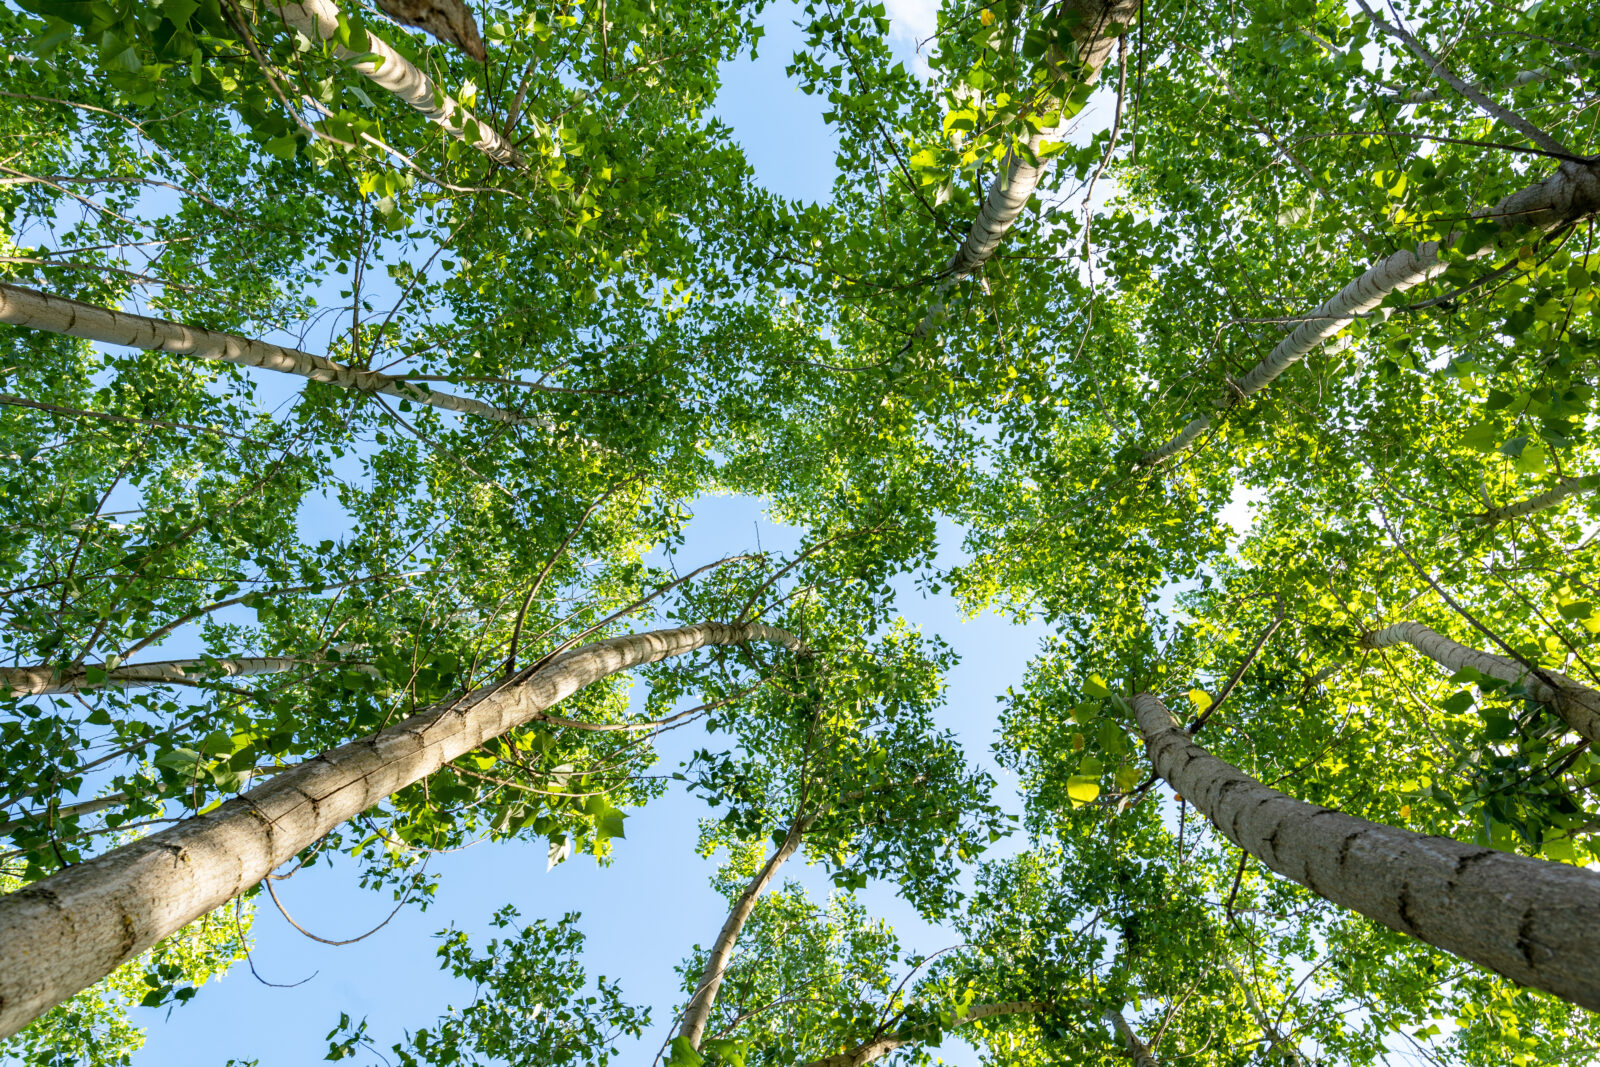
{"left": 1132, "top": 693, "right": 1600, "bottom": 1011}
{"left": 1359, "top": 621, "right": 1600, "bottom": 744}
{"left": 0, "top": 621, "right": 802, "bottom": 1038}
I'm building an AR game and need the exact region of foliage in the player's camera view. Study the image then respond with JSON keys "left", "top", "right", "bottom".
{"left": 3, "top": 0, "right": 1600, "bottom": 1063}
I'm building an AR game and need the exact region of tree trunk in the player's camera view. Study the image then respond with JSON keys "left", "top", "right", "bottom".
{"left": 0, "top": 282, "right": 538, "bottom": 426}
{"left": 272, "top": 1, "right": 520, "bottom": 166}
{"left": 1359, "top": 621, "right": 1600, "bottom": 745}
{"left": 0, "top": 621, "right": 802, "bottom": 1038}
{"left": 912, "top": 0, "right": 1141, "bottom": 342}
{"left": 1472, "top": 475, "right": 1598, "bottom": 525}
{"left": 0, "top": 767, "right": 285, "bottom": 836}
{"left": 1132, "top": 692, "right": 1600, "bottom": 1011}
{"left": 1223, "top": 958, "right": 1303, "bottom": 1067}
{"left": 1103, "top": 1007, "right": 1159, "bottom": 1067}
{"left": 1380, "top": 57, "right": 1578, "bottom": 104}
{"left": 1141, "top": 158, "right": 1600, "bottom": 464}
{"left": 678, "top": 809, "right": 819, "bottom": 1049}
{"left": 0, "top": 655, "right": 314, "bottom": 696}
{"left": 797, "top": 1001, "right": 1050, "bottom": 1067}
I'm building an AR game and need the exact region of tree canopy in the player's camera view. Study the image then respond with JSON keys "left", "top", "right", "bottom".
{"left": 2, "top": 0, "right": 1599, "bottom": 1064}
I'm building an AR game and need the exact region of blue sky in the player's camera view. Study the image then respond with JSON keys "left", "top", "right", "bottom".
{"left": 124, "top": 4, "right": 1081, "bottom": 1063}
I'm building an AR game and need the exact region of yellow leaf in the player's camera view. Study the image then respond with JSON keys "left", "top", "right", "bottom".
{"left": 979, "top": 8, "right": 995, "bottom": 25}
{"left": 1066, "top": 776, "right": 1100, "bottom": 806}
{"left": 1187, "top": 689, "right": 1213, "bottom": 713}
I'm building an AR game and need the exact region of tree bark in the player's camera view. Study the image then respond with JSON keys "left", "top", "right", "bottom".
{"left": 678, "top": 809, "right": 819, "bottom": 1049}
{"left": 1140, "top": 158, "right": 1600, "bottom": 464}
{"left": 0, "top": 656, "right": 317, "bottom": 696}
{"left": 1359, "top": 621, "right": 1600, "bottom": 745}
{"left": 0, "top": 282, "right": 538, "bottom": 426}
{"left": 0, "top": 621, "right": 802, "bottom": 1038}
{"left": 911, "top": 0, "right": 1142, "bottom": 342}
{"left": 1472, "top": 475, "right": 1599, "bottom": 525}
{"left": 271, "top": 1, "right": 521, "bottom": 166}
{"left": 1132, "top": 692, "right": 1600, "bottom": 1011}
{"left": 797, "top": 1001, "right": 1051, "bottom": 1067}
{"left": 1103, "top": 1007, "right": 1159, "bottom": 1067}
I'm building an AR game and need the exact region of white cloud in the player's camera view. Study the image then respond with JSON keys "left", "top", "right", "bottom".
{"left": 882, "top": 0, "right": 940, "bottom": 76}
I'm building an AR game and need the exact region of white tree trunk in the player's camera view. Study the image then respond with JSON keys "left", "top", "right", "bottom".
{"left": 272, "top": 2, "right": 521, "bottom": 166}
{"left": 1132, "top": 693, "right": 1600, "bottom": 1011}
{"left": 1223, "top": 958, "right": 1304, "bottom": 1067}
{"left": 0, "top": 282, "right": 539, "bottom": 426}
{"left": 1360, "top": 621, "right": 1600, "bottom": 744}
{"left": 912, "top": 0, "right": 1142, "bottom": 341}
{"left": 1142, "top": 159, "right": 1600, "bottom": 463}
{"left": 0, "top": 656, "right": 310, "bottom": 696}
{"left": 1103, "top": 1007, "right": 1159, "bottom": 1067}
{"left": 678, "top": 810, "right": 817, "bottom": 1048}
{"left": 0, "top": 621, "right": 802, "bottom": 1038}
{"left": 1472, "top": 475, "right": 1598, "bottom": 525}
{"left": 1381, "top": 58, "right": 1578, "bottom": 104}
{"left": 0, "top": 768, "right": 286, "bottom": 836}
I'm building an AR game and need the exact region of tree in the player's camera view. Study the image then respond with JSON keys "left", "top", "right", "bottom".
{"left": 3, "top": 0, "right": 1600, "bottom": 1062}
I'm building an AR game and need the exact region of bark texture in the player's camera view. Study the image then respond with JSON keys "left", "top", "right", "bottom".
{"left": 0, "top": 656, "right": 307, "bottom": 696}
{"left": 1132, "top": 692, "right": 1600, "bottom": 1011}
{"left": 1141, "top": 157, "right": 1600, "bottom": 463}
{"left": 797, "top": 1001, "right": 1050, "bottom": 1067}
{"left": 1360, "top": 621, "right": 1600, "bottom": 744}
{"left": 272, "top": 1, "right": 517, "bottom": 164}
{"left": 912, "top": 0, "right": 1142, "bottom": 341}
{"left": 678, "top": 810, "right": 818, "bottom": 1049}
{"left": 0, "top": 282, "right": 537, "bottom": 426}
{"left": 0, "top": 621, "right": 801, "bottom": 1038}
{"left": 1472, "top": 475, "right": 1599, "bottom": 525}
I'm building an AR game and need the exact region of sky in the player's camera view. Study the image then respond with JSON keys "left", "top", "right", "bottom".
{"left": 121, "top": 4, "right": 1076, "bottom": 1065}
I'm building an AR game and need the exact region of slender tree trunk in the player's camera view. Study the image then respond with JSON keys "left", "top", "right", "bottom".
{"left": 0, "top": 767, "right": 285, "bottom": 836}
{"left": 1223, "top": 958, "right": 1303, "bottom": 1067}
{"left": 797, "top": 1001, "right": 1050, "bottom": 1067}
{"left": 1472, "top": 475, "right": 1598, "bottom": 525}
{"left": 1103, "top": 1007, "right": 1159, "bottom": 1067}
{"left": 272, "top": 1, "right": 521, "bottom": 166}
{"left": 912, "top": 0, "right": 1141, "bottom": 341}
{"left": 678, "top": 809, "right": 819, "bottom": 1049}
{"left": 1380, "top": 58, "right": 1578, "bottom": 104}
{"left": 0, "top": 655, "right": 319, "bottom": 696}
{"left": 1359, "top": 621, "right": 1600, "bottom": 744}
{"left": 1131, "top": 692, "right": 1600, "bottom": 1011}
{"left": 0, "top": 282, "right": 538, "bottom": 426}
{"left": 0, "top": 621, "right": 802, "bottom": 1038}
{"left": 1140, "top": 158, "right": 1600, "bottom": 463}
